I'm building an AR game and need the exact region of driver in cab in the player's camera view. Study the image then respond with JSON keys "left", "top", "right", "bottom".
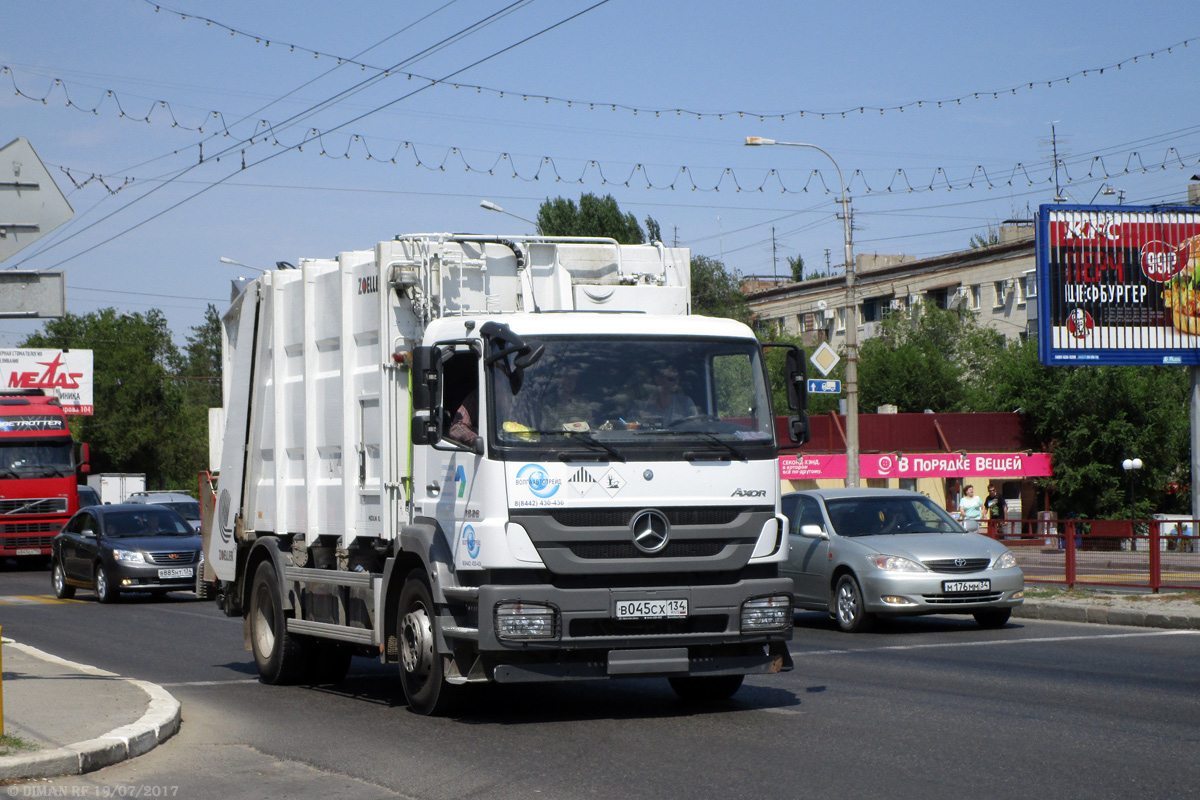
{"left": 629, "top": 365, "right": 698, "bottom": 428}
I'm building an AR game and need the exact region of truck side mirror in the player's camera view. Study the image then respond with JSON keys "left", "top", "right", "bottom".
{"left": 78, "top": 442, "right": 91, "bottom": 475}
{"left": 411, "top": 346, "right": 440, "bottom": 412}
{"left": 789, "top": 413, "right": 811, "bottom": 445}
{"left": 784, "top": 348, "right": 807, "bottom": 412}
{"left": 411, "top": 413, "right": 441, "bottom": 445}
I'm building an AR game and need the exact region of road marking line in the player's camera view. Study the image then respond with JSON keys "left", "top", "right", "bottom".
{"left": 159, "top": 679, "right": 262, "bottom": 687}
{"left": 794, "top": 629, "right": 1199, "bottom": 657}
{"left": 0, "top": 594, "right": 82, "bottom": 605}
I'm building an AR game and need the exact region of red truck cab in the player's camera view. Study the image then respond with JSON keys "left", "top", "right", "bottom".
{"left": 0, "top": 394, "right": 89, "bottom": 562}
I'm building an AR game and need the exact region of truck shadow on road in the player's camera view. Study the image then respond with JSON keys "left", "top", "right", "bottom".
{"left": 302, "top": 662, "right": 803, "bottom": 723}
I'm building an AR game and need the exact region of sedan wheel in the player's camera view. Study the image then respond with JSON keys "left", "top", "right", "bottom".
{"left": 94, "top": 564, "right": 120, "bottom": 604}
{"left": 833, "top": 574, "right": 873, "bottom": 633}
{"left": 52, "top": 559, "right": 75, "bottom": 599}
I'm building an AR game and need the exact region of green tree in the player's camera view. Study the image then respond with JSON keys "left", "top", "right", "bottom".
{"left": 969, "top": 225, "right": 1000, "bottom": 249}
{"left": 787, "top": 254, "right": 805, "bottom": 282}
{"left": 857, "top": 305, "right": 1005, "bottom": 413}
{"left": 690, "top": 255, "right": 749, "bottom": 323}
{"left": 975, "top": 337, "right": 1190, "bottom": 519}
{"left": 644, "top": 215, "right": 662, "bottom": 244}
{"left": 536, "top": 193, "right": 645, "bottom": 243}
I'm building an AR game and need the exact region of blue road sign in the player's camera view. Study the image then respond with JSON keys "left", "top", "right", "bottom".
{"left": 807, "top": 379, "right": 842, "bottom": 394}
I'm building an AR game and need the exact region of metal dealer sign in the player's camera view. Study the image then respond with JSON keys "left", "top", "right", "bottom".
{"left": 1037, "top": 204, "right": 1200, "bottom": 366}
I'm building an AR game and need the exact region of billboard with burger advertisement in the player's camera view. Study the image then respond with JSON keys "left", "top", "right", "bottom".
{"left": 1038, "top": 204, "right": 1200, "bottom": 366}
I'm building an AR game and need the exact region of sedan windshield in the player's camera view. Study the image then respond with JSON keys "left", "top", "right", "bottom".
{"left": 103, "top": 510, "right": 194, "bottom": 537}
{"left": 824, "top": 496, "right": 962, "bottom": 537}
{"left": 488, "top": 335, "right": 775, "bottom": 460}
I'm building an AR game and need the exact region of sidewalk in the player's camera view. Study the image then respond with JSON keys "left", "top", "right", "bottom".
{"left": 0, "top": 639, "right": 180, "bottom": 782}
{"left": 1015, "top": 588, "right": 1200, "bottom": 629}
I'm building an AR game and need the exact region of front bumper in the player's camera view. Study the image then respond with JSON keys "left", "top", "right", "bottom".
{"left": 859, "top": 568, "right": 1025, "bottom": 615}
{"left": 457, "top": 577, "right": 794, "bottom": 682}
{"left": 108, "top": 560, "right": 199, "bottom": 593}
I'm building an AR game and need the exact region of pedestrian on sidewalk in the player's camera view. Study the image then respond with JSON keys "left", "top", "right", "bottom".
{"left": 957, "top": 484, "right": 983, "bottom": 532}
{"left": 986, "top": 484, "right": 1008, "bottom": 538}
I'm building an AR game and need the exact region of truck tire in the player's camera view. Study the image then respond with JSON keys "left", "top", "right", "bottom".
{"left": 668, "top": 675, "right": 744, "bottom": 702}
{"left": 249, "top": 560, "right": 309, "bottom": 684}
{"left": 397, "top": 568, "right": 461, "bottom": 716}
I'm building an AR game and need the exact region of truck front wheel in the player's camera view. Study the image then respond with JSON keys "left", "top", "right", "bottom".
{"left": 397, "top": 569, "right": 461, "bottom": 716}
{"left": 249, "top": 560, "right": 309, "bottom": 684}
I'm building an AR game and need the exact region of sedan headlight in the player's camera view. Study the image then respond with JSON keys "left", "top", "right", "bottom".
{"left": 111, "top": 548, "right": 145, "bottom": 564}
{"left": 870, "top": 554, "right": 927, "bottom": 572}
{"left": 994, "top": 551, "right": 1017, "bottom": 570}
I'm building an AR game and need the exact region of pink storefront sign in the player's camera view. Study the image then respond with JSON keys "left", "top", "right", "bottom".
{"left": 779, "top": 452, "right": 1052, "bottom": 480}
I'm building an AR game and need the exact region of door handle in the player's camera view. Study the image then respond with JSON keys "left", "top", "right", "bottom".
{"left": 427, "top": 480, "right": 441, "bottom": 496}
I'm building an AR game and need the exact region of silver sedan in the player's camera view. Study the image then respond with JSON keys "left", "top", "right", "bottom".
{"left": 782, "top": 488, "right": 1024, "bottom": 632}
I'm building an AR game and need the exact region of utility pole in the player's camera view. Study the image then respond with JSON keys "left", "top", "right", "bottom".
{"left": 824, "top": 248, "right": 832, "bottom": 277}
{"left": 771, "top": 227, "right": 778, "bottom": 283}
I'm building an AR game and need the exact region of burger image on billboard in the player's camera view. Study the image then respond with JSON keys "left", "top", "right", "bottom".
{"left": 1162, "top": 236, "right": 1200, "bottom": 334}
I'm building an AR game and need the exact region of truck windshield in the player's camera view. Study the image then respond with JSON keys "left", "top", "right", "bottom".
{"left": 0, "top": 440, "right": 74, "bottom": 478}
{"left": 487, "top": 336, "right": 775, "bottom": 460}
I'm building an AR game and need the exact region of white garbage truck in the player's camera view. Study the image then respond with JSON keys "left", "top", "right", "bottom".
{"left": 200, "top": 233, "right": 810, "bottom": 714}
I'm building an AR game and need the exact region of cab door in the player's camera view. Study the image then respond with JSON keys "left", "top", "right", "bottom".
{"left": 66, "top": 511, "right": 99, "bottom": 580}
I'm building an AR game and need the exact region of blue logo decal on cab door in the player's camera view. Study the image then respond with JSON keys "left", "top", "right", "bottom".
{"left": 516, "top": 463, "right": 560, "bottom": 499}
{"left": 463, "top": 524, "right": 480, "bottom": 559}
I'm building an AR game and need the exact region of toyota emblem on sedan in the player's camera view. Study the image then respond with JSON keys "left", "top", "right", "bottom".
{"left": 955, "top": 558, "right": 967, "bottom": 568}
{"left": 631, "top": 510, "right": 669, "bottom": 554}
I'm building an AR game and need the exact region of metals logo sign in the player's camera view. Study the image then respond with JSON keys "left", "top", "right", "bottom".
{"left": 1037, "top": 204, "right": 1200, "bottom": 366}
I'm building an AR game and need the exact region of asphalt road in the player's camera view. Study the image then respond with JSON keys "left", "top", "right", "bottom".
{"left": 2, "top": 561, "right": 1199, "bottom": 800}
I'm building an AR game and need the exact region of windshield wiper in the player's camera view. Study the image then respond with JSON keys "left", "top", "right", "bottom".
{"left": 540, "top": 431, "right": 625, "bottom": 462}
{"left": 686, "top": 432, "right": 747, "bottom": 462}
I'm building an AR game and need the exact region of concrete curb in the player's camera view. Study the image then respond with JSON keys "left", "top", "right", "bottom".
{"left": 1014, "top": 601, "right": 1200, "bottom": 630}
{"left": 0, "top": 641, "right": 181, "bottom": 782}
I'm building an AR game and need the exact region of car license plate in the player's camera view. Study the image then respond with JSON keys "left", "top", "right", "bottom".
{"left": 158, "top": 568, "right": 194, "bottom": 579}
{"left": 943, "top": 580, "right": 990, "bottom": 593}
{"left": 15, "top": 548, "right": 42, "bottom": 556}
{"left": 615, "top": 599, "right": 687, "bottom": 620}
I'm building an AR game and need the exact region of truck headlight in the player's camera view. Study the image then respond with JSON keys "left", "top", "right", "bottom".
{"left": 111, "top": 549, "right": 145, "bottom": 564}
{"left": 741, "top": 594, "right": 792, "bottom": 632}
{"left": 495, "top": 601, "right": 559, "bottom": 641}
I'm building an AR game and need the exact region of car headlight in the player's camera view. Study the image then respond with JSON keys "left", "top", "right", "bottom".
{"left": 994, "top": 551, "right": 1017, "bottom": 570}
{"left": 870, "top": 554, "right": 927, "bottom": 572}
{"left": 111, "top": 549, "right": 145, "bottom": 564}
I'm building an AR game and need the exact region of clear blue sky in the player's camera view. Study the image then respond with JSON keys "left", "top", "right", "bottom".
{"left": 3, "top": 0, "right": 1196, "bottom": 346}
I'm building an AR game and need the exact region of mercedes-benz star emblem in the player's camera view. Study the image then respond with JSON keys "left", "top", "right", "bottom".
{"left": 631, "top": 510, "right": 670, "bottom": 554}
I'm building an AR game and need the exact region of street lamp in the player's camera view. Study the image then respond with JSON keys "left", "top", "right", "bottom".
{"left": 480, "top": 200, "right": 540, "bottom": 233}
{"left": 1089, "top": 184, "right": 1117, "bottom": 204}
{"left": 1122, "top": 457, "right": 1143, "bottom": 519}
{"left": 219, "top": 256, "right": 267, "bottom": 273}
{"left": 745, "top": 136, "right": 860, "bottom": 486}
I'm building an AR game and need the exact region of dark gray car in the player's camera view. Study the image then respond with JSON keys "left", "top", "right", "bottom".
{"left": 783, "top": 488, "right": 1024, "bottom": 632}
{"left": 51, "top": 503, "right": 201, "bottom": 603}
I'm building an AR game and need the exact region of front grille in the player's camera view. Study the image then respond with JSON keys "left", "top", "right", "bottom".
{"left": 147, "top": 551, "right": 198, "bottom": 565}
{"left": 569, "top": 614, "right": 728, "bottom": 638}
{"left": 922, "top": 558, "right": 991, "bottom": 574}
{"left": 0, "top": 498, "right": 68, "bottom": 515}
{"left": 568, "top": 540, "right": 729, "bottom": 559}
{"left": 1, "top": 534, "right": 54, "bottom": 547}
{"left": 548, "top": 507, "right": 745, "bottom": 528}
{"left": 0, "top": 523, "right": 61, "bottom": 535}
{"left": 921, "top": 592, "right": 1004, "bottom": 605}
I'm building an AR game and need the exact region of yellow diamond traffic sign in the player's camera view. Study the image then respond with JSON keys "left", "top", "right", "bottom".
{"left": 810, "top": 341, "right": 840, "bottom": 376}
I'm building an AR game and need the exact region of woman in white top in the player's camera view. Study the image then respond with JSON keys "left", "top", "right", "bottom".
{"left": 957, "top": 484, "right": 984, "bottom": 531}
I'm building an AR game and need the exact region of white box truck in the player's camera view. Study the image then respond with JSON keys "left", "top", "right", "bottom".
{"left": 87, "top": 473, "right": 145, "bottom": 505}
{"left": 200, "top": 233, "right": 810, "bottom": 714}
